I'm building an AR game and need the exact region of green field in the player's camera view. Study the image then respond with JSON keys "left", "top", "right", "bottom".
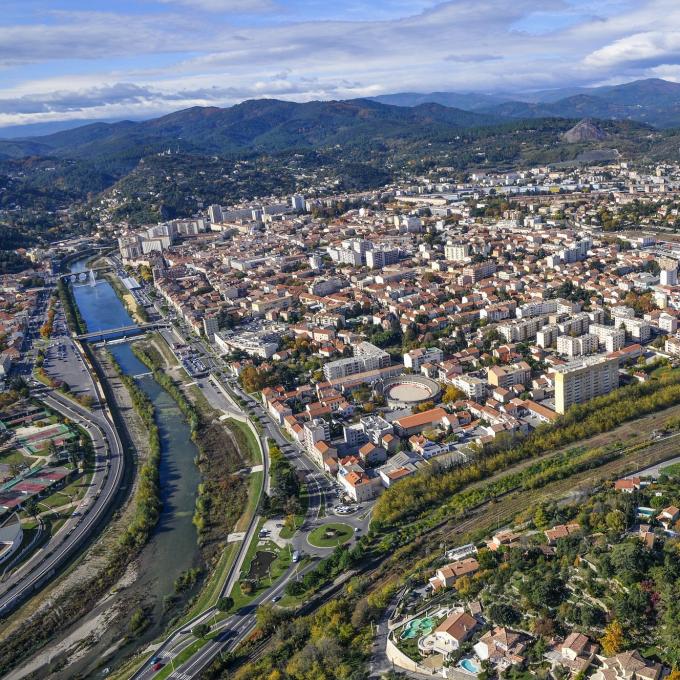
{"left": 661, "top": 461, "right": 680, "bottom": 477}
{"left": 307, "top": 522, "right": 353, "bottom": 548}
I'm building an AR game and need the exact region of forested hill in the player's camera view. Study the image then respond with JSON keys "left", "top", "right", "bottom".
{"left": 0, "top": 96, "right": 674, "bottom": 244}
{"left": 0, "top": 99, "right": 500, "bottom": 171}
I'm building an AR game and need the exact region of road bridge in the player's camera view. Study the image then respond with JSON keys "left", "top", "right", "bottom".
{"left": 76, "top": 321, "right": 169, "bottom": 341}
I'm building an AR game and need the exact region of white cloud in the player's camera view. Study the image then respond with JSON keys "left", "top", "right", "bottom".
{"left": 585, "top": 31, "right": 680, "bottom": 68}
{"left": 154, "top": 0, "right": 277, "bottom": 12}
{"left": 2, "top": 0, "right": 680, "bottom": 128}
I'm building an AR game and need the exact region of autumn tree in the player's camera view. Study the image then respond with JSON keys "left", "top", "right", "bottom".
{"left": 600, "top": 619, "right": 624, "bottom": 656}
{"left": 442, "top": 385, "right": 463, "bottom": 404}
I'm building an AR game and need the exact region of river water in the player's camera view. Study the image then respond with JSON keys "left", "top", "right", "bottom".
{"left": 66, "top": 259, "right": 202, "bottom": 676}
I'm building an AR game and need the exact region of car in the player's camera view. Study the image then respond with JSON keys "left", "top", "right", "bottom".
{"left": 272, "top": 595, "right": 281, "bottom": 603}
{"left": 151, "top": 662, "right": 164, "bottom": 671}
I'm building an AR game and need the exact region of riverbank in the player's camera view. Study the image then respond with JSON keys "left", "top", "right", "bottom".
{"left": 130, "top": 338, "right": 251, "bottom": 563}
{"left": 104, "top": 272, "right": 149, "bottom": 324}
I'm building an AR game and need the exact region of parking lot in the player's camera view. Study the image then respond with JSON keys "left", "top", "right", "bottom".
{"left": 42, "top": 321, "right": 97, "bottom": 400}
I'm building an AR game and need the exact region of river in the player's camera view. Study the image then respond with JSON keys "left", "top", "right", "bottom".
{"left": 66, "top": 259, "right": 202, "bottom": 677}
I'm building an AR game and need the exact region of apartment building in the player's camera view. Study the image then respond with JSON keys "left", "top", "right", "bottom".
{"left": 444, "top": 241, "right": 470, "bottom": 262}
{"left": 453, "top": 374, "right": 487, "bottom": 400}
{"left": 461, "top": 260, "right": 496, "bottom": 283}
{"left": 404, "top": 347, "right": 444, "bottom": 372}
{"left": 536, "top": 325, "right": 559, "bottom": 348}
{"left": 322, "top": 341, "right": 390, "bottom": 380}
{"left": 487, "top": 361, "right": 531, "bottom": 388}
{"left": 588, "top": 324, "right": 626, "bottom": 352}
{"left": 665, "top": 336, "right": 680, "bottom": 357}
{"left": 366, "top": 246, "right": 400, "bottom": 269}
{"left": 554, "top": 356, "right": 620, "bottom": 414}
{"left": 498, "top": 316, "right": 548, "bottom": 343}
{"left": 556, "top": 333, "right": 599, "bottom": 358}
{"left": 613, "top": 315, "right": 651, "bottom": 343}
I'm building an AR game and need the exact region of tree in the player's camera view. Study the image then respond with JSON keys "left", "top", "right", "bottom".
{"left": 192, "top": 623, "right": 210, "bottom": 639}
{"left": 455, "top": 575, "right": 472, "bottom": 598}
{"left": 216, "top": 596, "right": 233, "bottom": 612}
{"left": 442, "top": 385, "right": 463, "bottom": 404}
{"left": 606, "top": 509, "right": 626, "bottom": 533}
{"left": 256, "top": 603, "right": 281, "bottom": 633}
{"left": 600, "top": 619, "right": 624, "bottom": 656}
{"left": 239, "top": 366, "right": 262, "bottom": 393}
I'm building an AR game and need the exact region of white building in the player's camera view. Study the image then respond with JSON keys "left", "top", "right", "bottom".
{"left": 403, "top": 347, "right": 443, "bottom": 372}
{"left": 291, "top": 194, "right": 306, "bottom": 211}
{"left": 556, "top": 333, "right": 599, "bottom": 358}
{"left": 444, "top": 242, "right": 470, "bottom": 262}
{"left": 323, "top": 342, "right": 390, "bottom": 381}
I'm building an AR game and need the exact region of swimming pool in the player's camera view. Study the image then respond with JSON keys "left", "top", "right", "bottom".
{"left": 637, "top": 507, "right": 655, "bottom": 518}
{"left": 401, "top": 616, "right": 436, "bottom": 640}
{"left": 458, "top": 657, "right": 481, "bottom": 674}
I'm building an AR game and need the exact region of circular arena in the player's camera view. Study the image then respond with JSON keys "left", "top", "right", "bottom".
{"left": 382, "top": 375, "right": 441, "bottom": 408}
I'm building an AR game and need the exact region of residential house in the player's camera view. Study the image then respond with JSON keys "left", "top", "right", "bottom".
{"left": 550, "top": 632, "right": 598, "bottom": 675}
{"left": 429, "top": 557, "right": 479, "bottom": 590}
{"left": 656, "top": 505, "right": 680, "bottom": 530}
{"left": 427, "top": 611, "right": 479, "bottom": 659}
{"left": 474, "top": 627, "right": 527, "bottom": 670}
{"left": 591, "top": 651, "right": 662, "bottom": 680}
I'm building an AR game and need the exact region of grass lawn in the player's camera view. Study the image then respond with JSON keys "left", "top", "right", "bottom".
{"left": 225, "top": 418, "right": 262, "bottom": 465}
{"left": 229, "top": 519, "right": 293, "bottom": 612}
{"left": 307, "top": 522, "right": 353, "bottom": 548}
{"left": 234, "top": 470, "right": 263, "bottom": 533}
{"left": 396, "top": 635, "right": 422, "bottom": 662}
{"left": 182, "top": 541, "right": 239, "bottom": 623}
{"left": 0, "top": 450, "right": 32, "bottom": 466}
{"left": 59, "top": 473, "right": 92, "bottom": 499}
{"left": 661, "top": 462, "right": 680, "bottom": 477}
{"left": 37, "top": 492, "right": 72, "bottom": 510}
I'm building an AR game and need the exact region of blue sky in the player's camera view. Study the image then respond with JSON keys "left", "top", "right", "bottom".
{"left": 1, "top": 0, "right": 679, "bottom": 128}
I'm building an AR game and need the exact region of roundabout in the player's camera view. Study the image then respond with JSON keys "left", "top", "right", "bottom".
{"left": 307, "top": 522, "right": 354, "bottom": 548}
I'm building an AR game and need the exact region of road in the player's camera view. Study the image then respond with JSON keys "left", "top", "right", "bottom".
{"left": 130, "top": 364, "right": 370, "bottom": 680}
{"left": 124, "top": 318, "right": 376, "bottom": 679}
{"left": 2, "top": 281, "right": 127, "bottom": 619}
{"left": 0, "top": 386, "right": 125, "bottom": 617}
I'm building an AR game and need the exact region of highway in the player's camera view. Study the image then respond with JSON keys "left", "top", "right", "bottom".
{"left": 1, "top": 280, "right": 127, "bottom": 619}
{"left": 0, "top": 386, "right": 125, "bottom": 618}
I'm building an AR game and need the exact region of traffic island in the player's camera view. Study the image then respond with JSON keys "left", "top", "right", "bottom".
{"left": 307, "top": 522, "right": 353, "bottom": 548}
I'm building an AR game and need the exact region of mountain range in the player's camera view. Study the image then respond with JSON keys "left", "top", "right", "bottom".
{"left": 0, "top": 98, "right": 503, "bottom": 172}
{"left": 370, "top": 78, "right": 680, "bottom": 129}
{"left": 2, "top": 85, "right": 673, "bottom": 241}
{"left": 0, "top": 78, "right": 677, "bottom": 170}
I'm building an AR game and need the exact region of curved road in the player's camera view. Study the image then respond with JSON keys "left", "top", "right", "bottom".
{"left": 0, "top": 387, "right": 125, "bottom": 618}
{"left": 133, "top": 374, "right": 371, "bottom": 680}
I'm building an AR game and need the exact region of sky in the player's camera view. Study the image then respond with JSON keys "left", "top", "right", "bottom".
{"left": 2, "top": 0, "right": 680, "bottom": 129}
